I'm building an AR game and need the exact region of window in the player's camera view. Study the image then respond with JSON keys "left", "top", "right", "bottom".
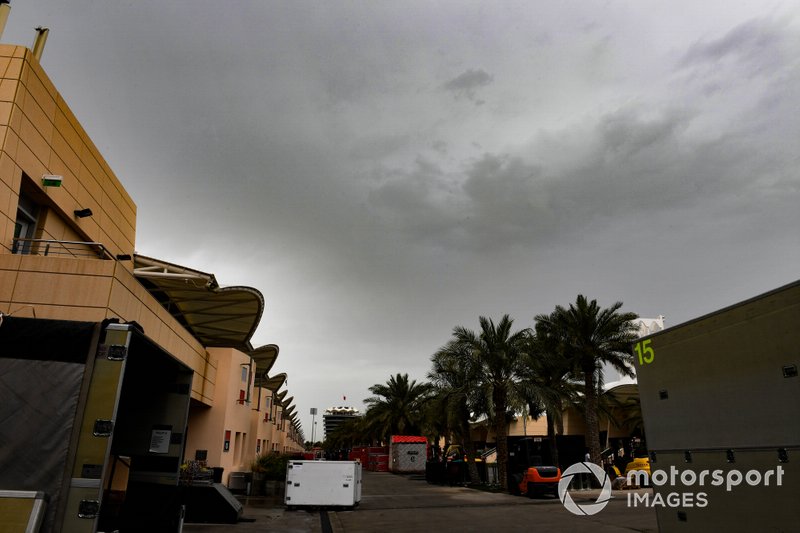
{"left": 13, "top": 192, "right": 39, "bottom": 254}
{"left": 233, "top": 432, "right": 242, "bottom": 465}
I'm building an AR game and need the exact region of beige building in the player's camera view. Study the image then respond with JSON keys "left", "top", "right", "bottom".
{"left": 472, "top": 389, "right": 640, "bottom": 467}
{"left": 0, "top": 28, "right": 301, "bottom": 533}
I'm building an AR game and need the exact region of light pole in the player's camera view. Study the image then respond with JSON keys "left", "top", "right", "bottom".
{"left": 310, "top": 407, "right": 317, "bottom": 444}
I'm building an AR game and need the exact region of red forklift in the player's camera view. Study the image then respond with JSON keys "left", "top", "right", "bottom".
{"left": 507, "top": 437, "right": 562, "bottom": 497}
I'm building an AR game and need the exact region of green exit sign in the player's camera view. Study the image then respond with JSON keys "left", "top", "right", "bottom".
{"left": 42, "top": 175, "right": 62, "bottom": 187}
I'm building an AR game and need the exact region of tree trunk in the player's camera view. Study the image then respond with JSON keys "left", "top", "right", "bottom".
{"left": 460, "top": 409, "right": 481, "bottom": 484}
{"left": 493, "top": 387, "right": 509, "bottom": 491}
{"left": 583, "top": 363, "right": 601, "bottom": 466}
{"left": 546, "top": 408, "right": 559, "bottom": 468}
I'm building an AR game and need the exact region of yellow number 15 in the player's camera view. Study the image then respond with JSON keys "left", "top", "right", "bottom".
{"left": 634, "top": 339, "right": 655, "bottom": 365}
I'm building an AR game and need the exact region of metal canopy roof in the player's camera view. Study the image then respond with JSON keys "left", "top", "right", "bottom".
{"left": 133, "top": 254, "right": 264, "bottom": 351}
{"left": 132, "top": 255, "right": 300, "bottom": 429}
{"left": 262, "top": 373, "right": 286, "bottom": 392}
{"left": 602, "top": 383, "right": 642, "bottom": 434}
{"left": 250, "top": 344, "right": 280, "bottom": 387}
{"left": 603, "top": 383, "right": 639, "bottom": 403}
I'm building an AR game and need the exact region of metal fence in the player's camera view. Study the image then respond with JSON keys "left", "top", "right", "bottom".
{"left": 485, "top": 463, "right": 499, "bottom": 485}
{"left": 11, "top": 238, "right": 113, "bottom": 260}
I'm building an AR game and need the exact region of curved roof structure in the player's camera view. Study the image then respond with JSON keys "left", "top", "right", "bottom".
{"left": 603, "top": 383, "right": 640, "bottom": 404}
{"left": 262, "top": 373, "right": 287, "bottom": 392}
{"left": 602, "top": 383, "right": 642, "bottom": 434}
{"left": 250, "top": 344, "right": 279, "bottom": 386}
{"left": 132, "top": 255, "right": 303, "bottom": 440}
{"left": 133, "top": 254, "right": 263, "bottom": 351}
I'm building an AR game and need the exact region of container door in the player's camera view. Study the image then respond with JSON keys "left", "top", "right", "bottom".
{"left": 62, "top": 323, "right": 131, "bottom": 533}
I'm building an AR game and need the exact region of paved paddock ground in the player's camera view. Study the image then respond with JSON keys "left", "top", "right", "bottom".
{"left": 184, "top": 470, "right": 657, "bottom": 533}
{"left": 331, "top": 471, "right": 657, "bottom": 533}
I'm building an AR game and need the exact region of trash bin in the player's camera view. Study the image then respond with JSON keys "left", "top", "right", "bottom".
{"left": 476, "top": 461, "right": 488, "bottom": 483}
{"left": 212, "top": 467, "right": 224, "bottom": 483}
{"left": 228, "top": 472, "right": 249, "bottom": 493}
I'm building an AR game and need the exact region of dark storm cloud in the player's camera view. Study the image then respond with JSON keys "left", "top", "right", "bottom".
{"left": 430, "top": 140, "right": 448, "bottom": 155}
{"left": 461, "top": 155, "right": 551, "bottom": 246}
{"left": 366, "top": 80, "right": 798, "bottom": 253}
{"left": 443, "top": 68, "right": 494, "bottom": 102}
{"left": 367, "top": 156, "right": 463, "bottom": 243}
{"left": 681, "top": 18, "right": 788, "bottom": 73}
{"left": 9, "top": 1, "right": 799, "bottom": 434}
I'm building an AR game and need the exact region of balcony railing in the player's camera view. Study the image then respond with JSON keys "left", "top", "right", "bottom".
{"left": 11, "top": 238, "right": 114, "bottom": 260}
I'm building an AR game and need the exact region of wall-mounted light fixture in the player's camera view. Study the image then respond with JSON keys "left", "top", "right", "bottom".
{"left": 74, "top": 208, "right": 93, "bottom": 218}
{"left": 42, "top": 174, "right": 62, "bottom": 187}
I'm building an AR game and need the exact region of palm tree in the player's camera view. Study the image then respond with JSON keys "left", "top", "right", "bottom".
{"left": 429, "top": 339, "right": 482, "bottom": 484}
{"left": 419, "top": 387, "right": 451, "bottom": 459}
{"left": 363, "top": 373, "right": 432, "bottom": 441}
{"left": 451, "top": 315, "right": 529, "bottom": 490}
{"left": 518, "top": 331, "right": 578, "bottom": 468}
{"left": 534, "top": 295, "right": 638, "bottom": 464}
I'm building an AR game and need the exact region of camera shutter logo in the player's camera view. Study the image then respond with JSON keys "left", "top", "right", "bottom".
{"left": 558, "top": 462, "right": 613, "bottom": 516}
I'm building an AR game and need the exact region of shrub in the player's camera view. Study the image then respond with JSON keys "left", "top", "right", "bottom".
{"left": 252, "top": 452, "right": 291, "bottom": 480}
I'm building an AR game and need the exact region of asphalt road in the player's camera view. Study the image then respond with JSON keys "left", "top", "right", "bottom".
{"left": 332, "top": 471, "right": 657, "bottom": 533}
{"left": 183, "top": 470, "right": 658, "bottom": 532}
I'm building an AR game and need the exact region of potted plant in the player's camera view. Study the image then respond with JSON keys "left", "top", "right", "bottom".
{"left": 257, "top": 453, "right": 290, "bottom": 496}
{"left": 250, "top": 457, "right": 267, "bottom": 496}
{"left": 180, "top": 460, "right": 213, "bottom": 486}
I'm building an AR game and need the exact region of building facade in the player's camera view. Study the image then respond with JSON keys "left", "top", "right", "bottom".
{"left": 0, "top": 32, "right": 301, "bottom": 533}
{"left": 323, "top": 406, "right": 360, "bottom": 439}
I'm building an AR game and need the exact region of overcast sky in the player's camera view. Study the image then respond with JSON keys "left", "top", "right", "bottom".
{"left": 6, "top": 1, "right": 799, "bottom": 439}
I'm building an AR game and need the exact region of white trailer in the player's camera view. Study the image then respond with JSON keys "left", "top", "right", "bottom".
{"left": 389, "top": 436, "right": 427, "bottom": 474}
{"left": 284, "top": 461, "right": 362, "bottom": 509}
